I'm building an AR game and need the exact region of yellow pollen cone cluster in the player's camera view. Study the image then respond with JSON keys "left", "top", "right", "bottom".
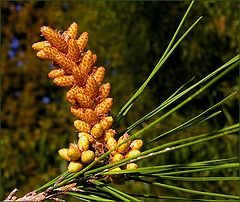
{"left": 108, "top": 133, "right": 143, "bottom": 179}
{"left": 32, "top": 22, "right": 143, "bottom": 176}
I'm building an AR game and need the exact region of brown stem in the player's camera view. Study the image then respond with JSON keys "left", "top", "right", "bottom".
{"left": 4, "top": 183, "right": 81, "bottom": 202}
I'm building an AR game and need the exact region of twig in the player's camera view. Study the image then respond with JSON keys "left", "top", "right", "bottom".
{"left": 5, "top": 189, "right": 18, "bottom": 201}
{"left": 4, "top": 182, "right": 82, "bottom": 202}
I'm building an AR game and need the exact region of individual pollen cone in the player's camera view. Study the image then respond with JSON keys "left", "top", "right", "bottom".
{"left": 71, "top": 107, "right": 84, "bottom": 118}
{"left": 48, "top": 69, "right": 65, "bottom": 78}
{"left": 36, "top": 50, "right": 49, "bottom": 59}
{"left": 81, "top": 150, "right": 95, "bottom": 164}
{"left": 95, "top": 98, "right": 113, "bottom": 116}
{"left": 78, "top": 134, "right": 90, "bottom": 151}
{"left": 67, "top": 143, "right": 81, "bottom": 160}
{"left": 130, "top": 139, "right": 143, "bottom": 150}
{"left": 92, "top": 66, "right": 105, "bottom": 84}
{"left": 40, "top": 26, "right": 68, "bottom": 53}
{"left": 104, "top": 129, "right": 116, "bottom": 142}
{"left": 90, "top": 54, "right": 97, "bottom": 66}
{"left": 72, "top": 65, "right": 87, "bottom": 86}
{"left": 74, "top": 120, "right": 91, "bottom": 133}
{"left": 81, "top": 50, "right": 93, "bottom": 76}
{"left": 107, "top": 137, "right": 117, "bottom": 152}
{"left": 71, "top": 107, "right": 98, "bottom": 125}
{"left": 126, "top": 163, "right": 138, "bottom": 170}
{"left": 125, "top": 149, "right": 141, "bottom": 159}
{"left": 112, "top": 153, "right": 124, "bottom": 163}
{"left": 66, "top": 22, "right": 78, "bottom": 39}
{"left": 110, "top": 166, "right": 121, "bottom": 173}
{"left": 91, "top": 123, "right": 104, "bottom": 138}
{"left": 68, "top": 161, "right": 83, "bottom": 173}
{"left": 77, "top": 31, "right": 88, "bottom": 51}
{"left": 53, "top": 75, "right": 75, "bottom": 87}
{"left": 83, "top": 109, "right": 99, "bottom": 124}
{"left": 100, "top": 116, "right": 114, "bottom": 131}
{"left": 67, "top": 39, "right": 81, "bottom": 62}
{"left": 32, "top": 41, "right": 51, "bottom": 51}
{"left": 98, "top": 83, "right": 111, "bottom": 102}
{"left": 78, "top": 132, "right": 95, "bottom": 143}
{"left": 58, "top": 148, "right": 71, "bottom": 161}
{"left": 117, "top": 133, "right": 131, "bottom": 154}
{"left": 85, "top": 76, "right": 99, "bottom": 98}
{"left": 76, "top": 93, "right": 94, "bottom": 108}
{"left": 43, "top": 47, "right": 77, "bottom": 74}
{"left": 67, "top": 86, "right": 83, "bottom": 100}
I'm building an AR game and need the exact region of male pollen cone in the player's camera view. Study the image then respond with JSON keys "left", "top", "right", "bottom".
{"left": 32, "top": 22, "right": 142, "bottom": 175}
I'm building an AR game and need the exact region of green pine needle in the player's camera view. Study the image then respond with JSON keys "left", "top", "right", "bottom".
{"left": 116, "top": 1, "right": 197, "bottom": 122}
{"left": 132, "top": 177, "right": 239, "bottom": 199}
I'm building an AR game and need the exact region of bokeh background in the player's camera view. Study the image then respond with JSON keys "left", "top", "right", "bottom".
{"left": 1, "top": 1, "right": 239, "bottom": 200}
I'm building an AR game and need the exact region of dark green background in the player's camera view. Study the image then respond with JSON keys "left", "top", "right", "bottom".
{"left": 1, "top": 1, "right": 239, "bottom": 200}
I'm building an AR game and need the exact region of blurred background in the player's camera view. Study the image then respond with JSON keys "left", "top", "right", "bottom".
{"left": 1, "top": 1, "right": 239, "bottom": 200}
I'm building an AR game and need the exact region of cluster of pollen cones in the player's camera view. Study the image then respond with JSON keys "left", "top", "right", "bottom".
{"left": 32, "top": 22, "right": 143, "bottom": 176}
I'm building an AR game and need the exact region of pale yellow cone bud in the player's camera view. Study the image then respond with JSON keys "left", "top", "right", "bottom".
{"left": 68, "top": 161, "right": 83, "bottom": 173}
{"left": 78, "top": 134, "right": 90, "bottom": 151}
{"left": 104, "top": 129, "right": 116, "bottom": 142}
{"left": 107, "top": 137, "right": 117, "bottom": 151}
{"left": 81, "top": 150, "right": 95, "bottom": 164}
{"left": 91, "top": 123, "right": 104, "bottom": 138}
{"left": 112, "top": 153, "right": 124, "bottom": 163}
{"left": 125, "top": 149, "right": 141, "bottom": 159}
{"left": 100, "top": 116, "right": 114, "bottom": 131}
{"left": 126, "top": 163, "right": 138, "bottom": 170}
{"left": 130, "top": 139, "right": 143, "bottom": 150}
{"left": 74, "top": 120, "right": 91, "bottom": 133}
{"left": 78, "top": 132, "right": 95, "bottom": 143}
{"left": 117, "top": 133, "right": 131, "bottom": 154}
{"left": 95, "top": 98, "right": 113, "bottom": 116}
{"left": 58, "top": 148, "right": 71, "bottom": 161}
{"left": 67, "top": 143, "right": 81, "bottom": 160}
{"left": 40, "top": 26, "right": 68, "bottom": 53}
{"left": 32, "top": 41, "right": 51, "bottom": 51}
{"left": 110, "top": 167, "right": 121, "bottom": 172}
